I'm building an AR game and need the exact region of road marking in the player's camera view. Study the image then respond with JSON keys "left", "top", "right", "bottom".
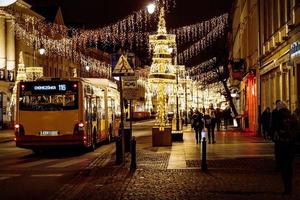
{"left": 31, "top": 174, "right": 63, "bottom": 177}
{"left": 0, "top": 174, "right": 21, "bottom": 181}
{"left": 48, "top": 158, "right": 87, "bottom": 168}
{"left": 12, "top": 159, "right": 55, "bottom": 168}
{"left": 0, "top": 174, "right": 21, "bottom": 177}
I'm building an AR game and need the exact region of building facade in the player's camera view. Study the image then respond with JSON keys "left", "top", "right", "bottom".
{"left": 230, "top": 0, "right": 259, "bottom": 132}
{"left": 259, "top": 0, "right": 300, "bottom": 112}
{"left": 230, "top": 0, "right": 300, "bottom": 133}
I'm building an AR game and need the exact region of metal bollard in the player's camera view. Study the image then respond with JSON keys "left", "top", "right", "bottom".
{"left": 115, "top": 136, "right": 123, "bottom": 165}
{"left": 130, "top": 136, "right": 137, "bottom": 170}
{"left": 201, "top": 137, "right": 207, "bottom": 171}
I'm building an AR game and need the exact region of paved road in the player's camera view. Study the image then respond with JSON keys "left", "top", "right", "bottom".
{"left": 0, "top": 120, "right": 299, "bottom": 200}
{"left": 0, "top": 120, "right": 153, "bottom": 199}
{"left": 0, "top": 137, "right": 115, "bottom": 199}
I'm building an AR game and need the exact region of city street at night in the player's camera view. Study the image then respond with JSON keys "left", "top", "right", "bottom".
{"left": 0, "top": 121, "right": 300, "bottom": 199}
{"left": 1, "top": 0, "right": 300, "bottom": 199}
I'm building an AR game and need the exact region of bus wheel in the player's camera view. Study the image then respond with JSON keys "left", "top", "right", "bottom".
{"left": 32, "top": 149, "right": 42, "bottom": 155}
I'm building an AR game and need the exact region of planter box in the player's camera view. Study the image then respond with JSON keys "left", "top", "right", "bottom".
{"left": 152, "top": 126, "right": 172, "bottom": 147}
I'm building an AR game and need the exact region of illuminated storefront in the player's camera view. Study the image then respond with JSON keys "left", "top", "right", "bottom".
{"left": 241, "top": 73, "right": 256, "bottom": 132}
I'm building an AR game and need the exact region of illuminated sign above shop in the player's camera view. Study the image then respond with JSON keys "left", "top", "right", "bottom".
{"left": 290, "top": 41, "right": 300, "bottom": 59}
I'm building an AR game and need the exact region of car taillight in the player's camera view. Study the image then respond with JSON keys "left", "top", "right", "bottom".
{"left": 73, "top": 122, "right": 85, "bottom": 136}
{"left": 15, "top": 124, "right": 25, "bottom": 136}
{"left": 79, "top": 123, "right": 84, "bottom": 128}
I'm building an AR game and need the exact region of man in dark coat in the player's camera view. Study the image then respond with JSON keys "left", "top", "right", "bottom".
{"left": 192, "top": 109, "right": 204, "bottom": 144}
{"left": 270, "top": 100, "right": 282, "bottom": 170}
{"left": 261, "top": 107, "right": 271, "bottom": 140}
{"left": 276, "top": 102, "right": 296, "bottom": 195}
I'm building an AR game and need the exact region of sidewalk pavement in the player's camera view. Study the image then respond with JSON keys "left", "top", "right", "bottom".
{"left": 0, "top": 129, "right": 14, "bottom": 143}
{"left": 50, "top": 125, "right": 300, "bottom": 200}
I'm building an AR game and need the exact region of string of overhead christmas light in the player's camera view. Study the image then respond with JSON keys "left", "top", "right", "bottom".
{"left": 0, "top": 0, "right": 228, "bottom": 72}
{"left": 187, "top": 57, "right": 216, "bottom": 76}
{"left": 170, "top": 13, "right": 228, "bottom": 45}
{"left": 177, "top": 21, "right": 228, "bottom": 64}
{"left": 13, "top": 22, "right": 111, "bottom": 78}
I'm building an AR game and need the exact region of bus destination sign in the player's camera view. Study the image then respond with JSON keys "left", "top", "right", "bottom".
{"left": 33, "top": 84, "right": 67, "bottom": 91}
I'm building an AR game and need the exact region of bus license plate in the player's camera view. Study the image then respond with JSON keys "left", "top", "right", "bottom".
{"left": 40, "top": 131, "right": 58, "bottom": 136}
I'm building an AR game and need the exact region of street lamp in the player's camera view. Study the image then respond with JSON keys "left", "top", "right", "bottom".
{"left": 38, "top": 46, "right": 46, "bottom": 55}
{"left": 85, "top": 64, "right": 90, "bottom": 71}
{"left": 0, "top": 0, "right": 17, "bottom": 7}
{"left": 147, "top": 3, "right": 156, "bottom": 14}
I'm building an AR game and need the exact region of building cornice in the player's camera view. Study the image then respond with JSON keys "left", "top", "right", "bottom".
{"left": 16, "top": 0, "right": 31, "bottom": 9}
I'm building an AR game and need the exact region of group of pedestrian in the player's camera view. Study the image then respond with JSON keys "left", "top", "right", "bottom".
{"left": 191, "top": 103, "right": 217, "bottom": 144}
{"left": 260, "top": 100, "right": 299, "bottom": 195}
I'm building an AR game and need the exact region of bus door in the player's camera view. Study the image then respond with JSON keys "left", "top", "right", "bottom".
{"left": 110, "top": 99, "right": 115, "bottom": 136}
{"left": 95, "top": 97, "right": 101, "bottom": 141}
{"left": 85, "top": 96, "right": 92, "bottom": 143}
{"left": 91, "top": 97, "right": 99, "bottom": 141}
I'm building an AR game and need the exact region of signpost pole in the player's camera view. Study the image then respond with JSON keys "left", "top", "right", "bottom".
{"left": 119, "top": 76, "right": 125, "bottom": 163}
{"left": 130, "top": 99, "right": 133, "bottom": 138}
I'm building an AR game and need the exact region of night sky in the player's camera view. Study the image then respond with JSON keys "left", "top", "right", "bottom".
{"left": 24, "top": 0, "right": 233, "bottom": 65}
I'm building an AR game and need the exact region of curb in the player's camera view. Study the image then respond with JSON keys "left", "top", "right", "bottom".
{"left": 0, "top": 138, "right": 14, "bottom": 143}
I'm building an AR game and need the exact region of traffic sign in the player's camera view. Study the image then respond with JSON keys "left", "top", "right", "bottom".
{"left": 112, "top": 55, "right": 134, "bottom": 76}
{"left": 123, "top": 75, "right": 139, "bottom": 100}
{"left": 123, "top": 75, "right": 138, "bottom": 89}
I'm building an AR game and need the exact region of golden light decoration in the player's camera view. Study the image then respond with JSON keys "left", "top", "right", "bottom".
{"left": 148, "top": 8, "right": 178, "bottom": 130}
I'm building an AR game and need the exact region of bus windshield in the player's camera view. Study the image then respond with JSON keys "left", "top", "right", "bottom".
{"left": 19, "top": 81, "right": 78, "bottom": 111}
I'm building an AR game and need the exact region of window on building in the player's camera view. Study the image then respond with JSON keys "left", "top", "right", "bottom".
{"left": 268, "top": 0, "right": 273, "bottom": 35}
{"left": 273, "top": 0, "right": 279, "bottom": 31}
{"left": 264, "top": 0, "right": 269, "bottom": 41}
{"left": 287, "top": 0, "right": 291, "bottom": 21}
{"left": 280, "top": 0, "right": 286, "bottom": 26}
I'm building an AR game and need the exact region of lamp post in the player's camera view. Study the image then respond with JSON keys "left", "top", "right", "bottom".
{"left": 184, "top": 78, "right": 188, "bottom": 126}
{"left": 176, "top": 65, "right": 180, "bottom": 131}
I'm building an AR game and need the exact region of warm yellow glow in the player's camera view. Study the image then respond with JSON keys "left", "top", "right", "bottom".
{"left": 0, "top": 0, "right": 17, "bottom": 7}
{"left": 38, "top": 48, "right": 46, "bottom": 55}
{"left": 147, "top": 3, "right": 156, "bottom": 14}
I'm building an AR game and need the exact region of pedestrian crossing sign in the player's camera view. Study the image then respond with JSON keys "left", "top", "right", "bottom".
{"left": 112, "top": 55, "right": 134, "bottom": 76}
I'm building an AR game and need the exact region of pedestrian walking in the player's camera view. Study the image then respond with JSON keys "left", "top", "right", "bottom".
{"left": 292, "top": 108, "right": 300, "bottom": 144}
{"left": 204, "top": 103, "right": 216, "bottom": 144}
{"left": 188, "top": 108, "right": 194, "bottom": 124}
{"left": 191, "top": 109, "right": 204, "bottom": 144}
{"left": 276, "top": 102, "right": 297, "bottom": 195}
{"left": 223, "top": 103, "right": 231, "bottom": 130}
{"left": 215, "top": 107, "right": 222, "bottom": 131}
{"left": 270, "top": 100, "right": 282, "bottom": 170}
{"left": 261, "top": 107, "right": 271, "bottom": 140}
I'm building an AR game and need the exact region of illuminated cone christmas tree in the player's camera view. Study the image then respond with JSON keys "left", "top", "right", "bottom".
{"left": 148, "top": 8, "right": 177, "bottom": 130}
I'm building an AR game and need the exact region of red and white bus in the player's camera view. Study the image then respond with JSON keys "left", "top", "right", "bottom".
{"left": 14, "top": 78, "right": 120, "bottom": 153}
